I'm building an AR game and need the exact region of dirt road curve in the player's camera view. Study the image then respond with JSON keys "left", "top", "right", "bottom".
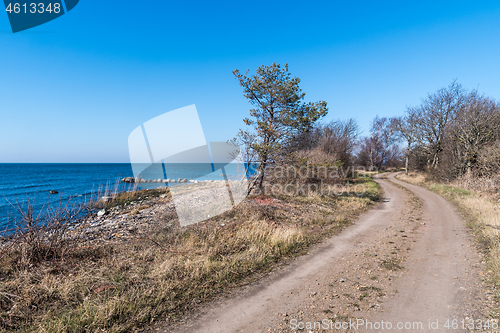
{"left": 161, "top": 173, "right": 488, "bottom": 332}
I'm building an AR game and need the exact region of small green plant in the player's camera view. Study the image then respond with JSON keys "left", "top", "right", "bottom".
{"left": 381, "top": 258, "right": 403, "bottom": 271}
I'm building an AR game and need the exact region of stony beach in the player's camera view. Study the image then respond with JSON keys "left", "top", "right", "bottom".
{"left": 70, "top": 179, "right": 245, "bottom": 244}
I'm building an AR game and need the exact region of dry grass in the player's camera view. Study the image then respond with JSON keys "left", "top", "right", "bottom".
{"left": 397, "top": 172, "right": 426, "bottom": 185}
{"left": 453, "top": 173, "right": 500, "bottom": 198}
{"left": 397, "top": 171, "right": 500, "bottom": 318}
{"left": 0, "top": 178, "right": 380, "bottom": 332}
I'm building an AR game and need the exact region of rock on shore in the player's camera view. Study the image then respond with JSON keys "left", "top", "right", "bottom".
{"left": 121, "top": 177, "right": 228, "bottom": 184}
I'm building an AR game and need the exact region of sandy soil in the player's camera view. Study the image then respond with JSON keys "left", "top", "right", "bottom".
{"left": 157, "top": 173, "right": 491, "bottom": 333}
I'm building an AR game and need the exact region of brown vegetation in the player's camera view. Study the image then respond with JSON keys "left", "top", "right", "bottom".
{"left": 0, "top": 178, "right": 380, "bottom": 332}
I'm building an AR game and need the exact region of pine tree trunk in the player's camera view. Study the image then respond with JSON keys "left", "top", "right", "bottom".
{"left": 247, "top": 161, "right": 266, "bottom": 195}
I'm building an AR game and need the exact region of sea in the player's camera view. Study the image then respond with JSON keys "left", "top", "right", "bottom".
{"left": 0, "top": 163, "right": 255, "bottom": 231}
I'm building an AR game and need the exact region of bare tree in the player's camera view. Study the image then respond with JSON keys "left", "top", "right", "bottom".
{"left": 396, "top": 81, "right": 500, "bottom": 178}
{"left": 393, "top": 108, "right": 419, "bottom": 175}
{"left": 449, "top": 91, "right": 500, "bottom": 174}
{"left": 413, "top": 80, "right": 466, "bottom": 169}
{"left": 357, "top": 116, "right": 398, "bottom": 170}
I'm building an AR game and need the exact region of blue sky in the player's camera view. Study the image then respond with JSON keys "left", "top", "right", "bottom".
{"left": 1, "top": 0, "right": 500, "bottom": 162}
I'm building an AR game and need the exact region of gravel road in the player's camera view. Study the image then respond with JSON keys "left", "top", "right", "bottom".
{"left": 159, "top": 173, "right": 491, "bottom": 333}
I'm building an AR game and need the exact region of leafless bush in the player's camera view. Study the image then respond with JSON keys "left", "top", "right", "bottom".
{"left": 477, "top": 140, "right": 500, "bottom": 177}
{"left": 2, "top": 194, "right": 93, "bottom": 269}
{"left": 453, "top": 141, "right": 500, "bottom": 195}
{"left": 447, "top": 92, "right": 500, "bottom": 175}
{"left": 281, "top": 119, "right": 358, "bottom": 168}
{"left": 453, "top": 172, "right": 499, "bottom": 195}
{"left": 254, "top": 119, "right": 360, "bottom": 190}
{"left": 299, "top": 120, "right": 358, "bottom": 166}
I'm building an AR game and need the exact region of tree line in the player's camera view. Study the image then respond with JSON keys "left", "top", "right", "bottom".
{"left": 395, "top": 80, "right": 500, "bottom": 177}
{"left": 233, "top": 64, "right": 500, "bottom": 193}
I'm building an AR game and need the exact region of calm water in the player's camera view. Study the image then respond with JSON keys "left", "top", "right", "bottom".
{"left": 0, "top": 163, "right": 254, "bottom": 230}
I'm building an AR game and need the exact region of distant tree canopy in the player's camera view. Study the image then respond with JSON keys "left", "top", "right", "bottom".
{"left": 393, "top": 81, "right": 500, "bottom": 178}
{"left": 393, "top": 110, "right": 419, "bottom": 174}
{"left": 289, "top": 119, "right": 359, "bottom": 168}
{"left": 233, "top": 63, "right": 328, "bottom": 192}
{"left": 354, "top": 80, "right": 500, "bottom": 177}
{"left": 356, "top": 116, "right": 400, "bottom": 171}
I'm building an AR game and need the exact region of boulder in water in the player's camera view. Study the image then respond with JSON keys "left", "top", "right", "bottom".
{"left": 121, "top": 177, "right": 135, "bottom": 183}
